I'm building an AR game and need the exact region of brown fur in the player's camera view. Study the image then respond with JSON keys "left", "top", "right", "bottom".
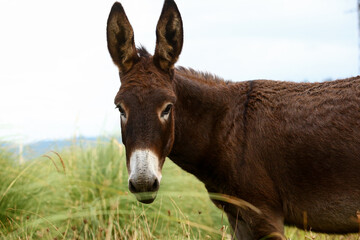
{"left": 170, "top": 72, "right": 360, "bottom": 238}
{"left": 107, "top": 1, "right": 360, "bottom": 239}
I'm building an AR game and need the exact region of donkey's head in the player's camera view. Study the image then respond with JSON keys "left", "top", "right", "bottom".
{"left": 106, "top": 0, "right": 183, "bottom": 203}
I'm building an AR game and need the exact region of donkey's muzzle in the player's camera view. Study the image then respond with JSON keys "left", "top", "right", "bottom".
{"left": 129, "top": 177, "right": 159, "bottom": 193}
{"left": 128, "top": 177, "right": 160, "bottom": 204}
{"left": 128, "top": 149, "right": 162, "bottom": 204}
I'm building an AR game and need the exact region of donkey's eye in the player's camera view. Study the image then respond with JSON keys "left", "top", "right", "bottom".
{"left": 161, "top": 104, "right": 173, "bottom": 117}
{"left": 117, "top": 105, "right": 126, "bottom": 118}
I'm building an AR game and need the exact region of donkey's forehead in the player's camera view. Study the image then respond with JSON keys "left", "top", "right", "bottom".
{"left": 120, "top": 57, "right": 171, "bottom": 85}
{"left": 115, "top": 85, "right": 176, "bottom": 106}
{"left": 114, "top": 57, "right": 176, "bottom": 105}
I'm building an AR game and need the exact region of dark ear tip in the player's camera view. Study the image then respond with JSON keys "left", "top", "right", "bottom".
{"left": 163, "top": 0, "right": 180, "bottom": 11}
{"left": 110, "top": 2, "right": 125, "bottom": 14}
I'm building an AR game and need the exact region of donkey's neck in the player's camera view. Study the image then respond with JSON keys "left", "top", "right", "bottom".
{"left": 169, "top": 68, "right": 251, "bottom": 191}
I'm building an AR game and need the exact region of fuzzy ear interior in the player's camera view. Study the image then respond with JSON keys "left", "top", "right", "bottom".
{"left": 153, "top": 0, "right": 183, "bottom": 73}
{"left": 107, "top": 2, "right": 139, "bottom": 74}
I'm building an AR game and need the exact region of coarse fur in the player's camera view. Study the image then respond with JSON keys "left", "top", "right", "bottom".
{"left": 106, "top": 1, "right": 360, "bottom": 239}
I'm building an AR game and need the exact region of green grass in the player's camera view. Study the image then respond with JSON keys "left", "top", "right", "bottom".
{"left": 0, "top": 139, "right": 230, "bottom": 239}
{"left": 0, "top": 139, "right": 359, "bottom": 239}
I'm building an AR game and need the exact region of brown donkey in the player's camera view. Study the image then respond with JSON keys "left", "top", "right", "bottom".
{"left": 106, "top": 0, "right": 360, "bottom": 239}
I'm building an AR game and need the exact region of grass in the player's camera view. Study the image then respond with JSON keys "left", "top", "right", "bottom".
{"left": 0, "top": 139, "right": 230, "bottom": 239}
{"left": 0, "top": 138, "right": 359, "bottom": 239}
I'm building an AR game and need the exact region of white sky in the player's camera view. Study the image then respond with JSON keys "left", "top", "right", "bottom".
{"left": 0, "top": 0, "right": 358, "bottom": 143}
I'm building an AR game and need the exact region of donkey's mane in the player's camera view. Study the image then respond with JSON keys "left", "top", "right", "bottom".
{"left": 175, "top": 67, "right": 229, "bottom": 86}
{"left": 137, "top": 46, "right": 228, "bottom": 86}
{"left": 137, "top": 46, "right": 151, "bottom": 58}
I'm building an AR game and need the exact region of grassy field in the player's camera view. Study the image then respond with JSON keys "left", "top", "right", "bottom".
{"left": 0, "top": 138, "right": 359, "bottom": 239}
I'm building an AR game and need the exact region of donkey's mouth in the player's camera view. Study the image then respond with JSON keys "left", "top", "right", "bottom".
{"left": 133, "top": 191, "right": 158, "bottom": 204}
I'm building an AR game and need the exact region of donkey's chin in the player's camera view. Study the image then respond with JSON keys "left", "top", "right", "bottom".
{"left": 134, "top": 191, "right": 158, "bottom": 204}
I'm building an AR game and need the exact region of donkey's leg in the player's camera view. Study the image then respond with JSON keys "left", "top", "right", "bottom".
{"left": 245, "top": 210, "right": 286, "bottom": 240}
{"left": 227, "top": 213, "right": 253, "bottom": 240}
{"left": 228, "top": 208, "right": 286, "bottom": 240}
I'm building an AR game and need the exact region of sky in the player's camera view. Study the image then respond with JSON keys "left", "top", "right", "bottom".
{"left": 0, "top": 0, "right": 358, "bottom": 143}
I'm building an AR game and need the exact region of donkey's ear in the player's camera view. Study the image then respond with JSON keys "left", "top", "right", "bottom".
{"left": 107, "top": 2, "right": 139, "bottom": 74}
{"left": 153, "top": 0, "right": 183, "bottom": 73}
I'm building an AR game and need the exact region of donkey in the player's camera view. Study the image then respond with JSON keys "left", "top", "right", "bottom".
{"left": 106, "top": 0, "right": 360, "bottom": 239}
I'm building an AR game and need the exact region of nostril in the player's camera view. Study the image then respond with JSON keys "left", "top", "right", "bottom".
{"left": 152, "top": 178, "right": 160, "bottom": 192}
{"left": 129, "top": 180, "right": 137, "bottom": 193}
